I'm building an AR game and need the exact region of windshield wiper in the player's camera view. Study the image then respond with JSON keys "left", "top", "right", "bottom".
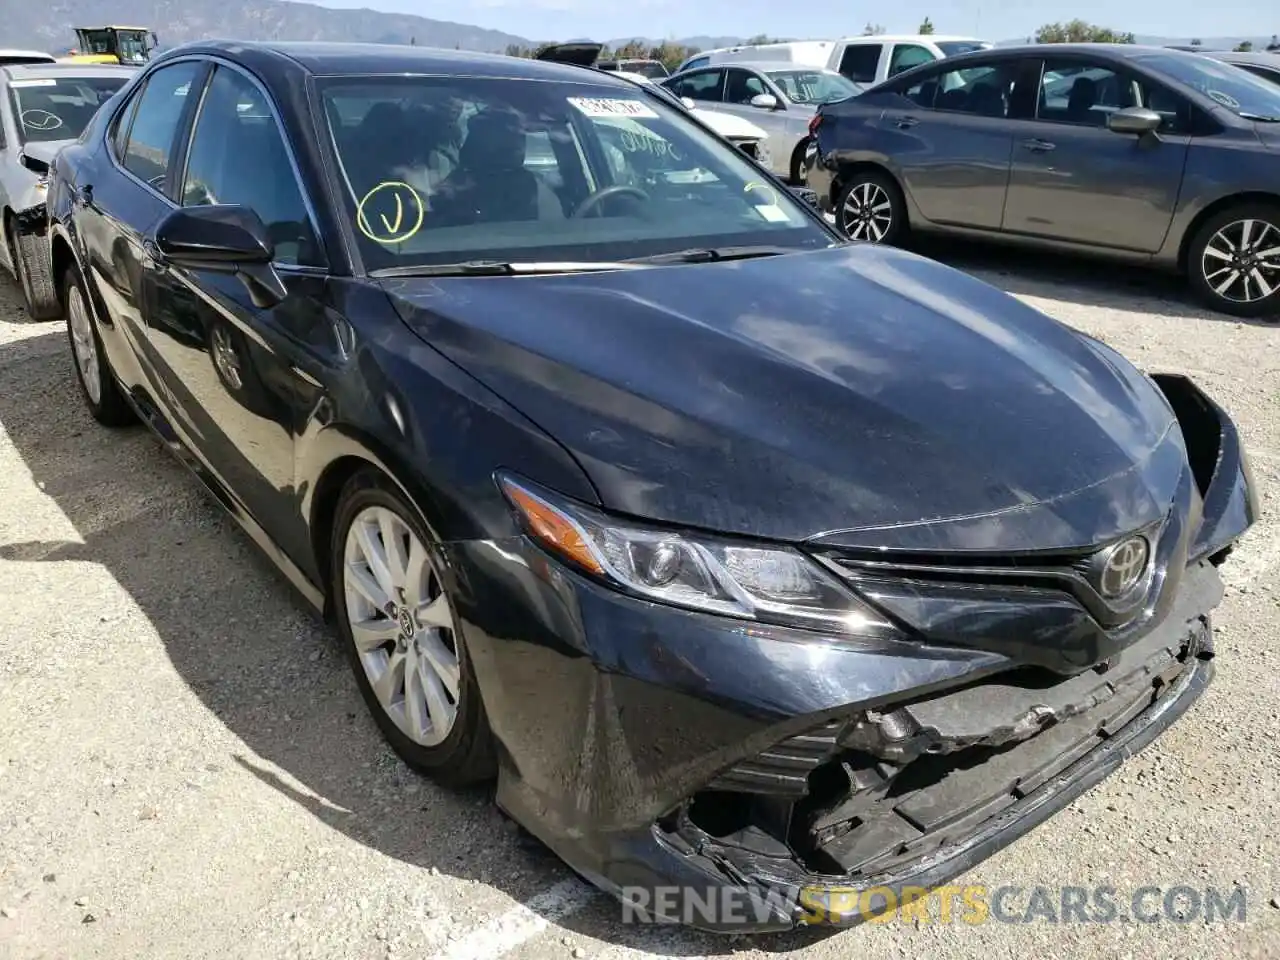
{"left": 369, "top": 260, "right": 652, "bottom": 279}
{"left": 624, "top": 245, "right": 796, "bottom": 265}
{"left": 1239, "top": 112, "right": 1280, "bottom": 122}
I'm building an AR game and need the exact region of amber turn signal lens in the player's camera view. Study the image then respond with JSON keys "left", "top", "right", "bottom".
{"left": 503, "top": 482, "right": 604, "bottom": 575}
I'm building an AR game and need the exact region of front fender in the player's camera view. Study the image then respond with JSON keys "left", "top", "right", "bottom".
{"left": 1151, "top": 373, "right": 1260, "bottom": 563}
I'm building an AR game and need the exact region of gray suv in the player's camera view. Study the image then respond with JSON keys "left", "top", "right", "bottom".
{"left": 807, "top": 44, "right": 1280, "bottom": 318}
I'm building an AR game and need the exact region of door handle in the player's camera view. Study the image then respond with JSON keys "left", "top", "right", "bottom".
{"left": 142, "top": 238, "right": 167, "bottom": 266}
{"left": 891, "top": 115, "right": 919, "bottom": 129}
{"left": 1022, "top": 138, "right": 1056, "bottom": 153}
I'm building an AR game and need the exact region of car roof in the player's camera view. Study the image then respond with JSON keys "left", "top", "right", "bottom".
{"left": 156, "top": 39, "right": 627, "bottom": 86}
{"left": 1207, "top": 50, "right": 1280, "bottom": 67}
{"left": 680, "top": 60, "right": 841, "bottom": 74}
{"left": 0, "top": 49, "right": 57, "bottom": 63}
{"left": 839, "top": 34, "right": 984, "bottom": 43}
{"left": 1, "top": 62, "right": 137, "bottom": 81}
{"left": 931, "top": 42, "right": 1204, "bottom": 64}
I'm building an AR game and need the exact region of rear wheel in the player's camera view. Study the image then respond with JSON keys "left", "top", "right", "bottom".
{"left": 790, "top": 139, "right": 810, "bottom": 186}
{"left": 835, "top": 170, "right": 906, "bottom": 245}
{"left": 9, "top": 223, "right": 59, "bottom": 320}
{"left": 63, "top": 262, "right": 135, "bottom": 426}
{"left": 1186, "top": 204, "right": 1280, "bottom": 319}
{"left": 330, "top": 470, "right": 496, "bottom": 786}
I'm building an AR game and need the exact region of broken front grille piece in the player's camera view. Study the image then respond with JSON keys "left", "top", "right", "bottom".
{"left": 673, "top": 613, "right": 1211, "bottom": 879}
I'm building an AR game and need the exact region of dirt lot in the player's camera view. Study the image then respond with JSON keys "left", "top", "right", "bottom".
{"left": 2, "top": 251, "right": 1279, "bottom": 960}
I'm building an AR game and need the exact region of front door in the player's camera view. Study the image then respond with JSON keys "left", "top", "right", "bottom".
{"left": 1001, "top": 56, "right": 1189, "bottom": 253}
{"left": 139, "top": 61, "right": 333, "bottom": 566}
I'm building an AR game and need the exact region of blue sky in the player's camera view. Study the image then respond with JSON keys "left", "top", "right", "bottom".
{"left": 314, "top": 0, "right": 1274, "bottom": 43}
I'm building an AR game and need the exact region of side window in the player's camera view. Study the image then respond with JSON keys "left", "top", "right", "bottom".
{"left": 669, "top": 70, "right": 724, "bottom": 102}
{"left": 921, "top": 63, "right": 1022, "bottom": 117}
{"left": 1037, "top": 59, "right": 1139, "bottom": 127}
{"left": 1135, "top": 80, "right": 1191, "bottom": 134}
{"left": 888, "top": 44, "right": 936, "bottom": 78}
{"left": 725, "top": 70, "right": 768, "bottom": 105}
{"left": 838, "top": 44, "right": 882, "bottom": 84}
{"left": 120, "top": 61, "right": 203, "bottom": 192}
{"left": 111, "top": 86, "right": 141, "bottom": 157}
{"left": 180, "top": 65, "right": 321, "bottom": 267}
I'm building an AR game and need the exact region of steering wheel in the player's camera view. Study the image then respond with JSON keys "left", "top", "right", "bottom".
{"left": 21, "top": 109, "right": 62, "bottom": 132}
{"left": 571, "top": 185, "right": 650, "bottom": 219}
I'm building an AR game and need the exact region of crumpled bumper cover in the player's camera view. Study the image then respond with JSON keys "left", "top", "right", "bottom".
{"left": 441, "top": 375, "right": 1252, "bottom": 933}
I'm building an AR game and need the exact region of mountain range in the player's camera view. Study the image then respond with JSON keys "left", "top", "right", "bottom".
{"left": 2, "top": 0, "right": 1274, "bottom": 59}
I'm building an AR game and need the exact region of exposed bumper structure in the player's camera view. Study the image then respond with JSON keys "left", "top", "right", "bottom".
{"left": 445, "top": 375, "right": 1254, "bottom": 933}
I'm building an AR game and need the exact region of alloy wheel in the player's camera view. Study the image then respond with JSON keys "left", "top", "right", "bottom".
{"left": 211, "top": 325, "right": 244, "bottom": 391}
{"left": 342, "top": 505, "right": 461, "bottom": 748}
{"left": 67, "top": 283, "right": 101, "bottom": 405}
{"left": 1201, "top": 218, "right": 1280, "bottom": 305}
{"left": 840, "top": 181, "right": 893, "bottom": 242}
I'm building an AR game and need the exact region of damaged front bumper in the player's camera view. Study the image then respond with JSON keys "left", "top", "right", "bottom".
{"left": 442, "top": 375, "right": 1253, "bottom": 933}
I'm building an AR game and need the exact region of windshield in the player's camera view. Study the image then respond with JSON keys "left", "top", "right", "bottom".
{"left": 115, "top": 33, "right": 150, "bottom": 64}
{"left": 1134, "top": 52, "right": 1280, "bottom": 118}
{"left": 621, "top": 60, "right": 670, "bottom": 79}
{"left": 766, "top": 69, "right": 860, "bottom": 104}
{"left": 8, "top": 75, "right": 128, "bottom": 143}
{"left": 936, "top": 41, "right": 993, "bottom": 57}
{"left": 318, "top": 76, "right": 831, "bottom": 271}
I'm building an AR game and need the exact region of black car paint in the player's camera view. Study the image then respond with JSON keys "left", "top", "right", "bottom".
{"left": 47, "top": 41, "right": 1258, "bottom": 932}
{"left": 807, "top": 44, "right": 1280, "bottom": 269}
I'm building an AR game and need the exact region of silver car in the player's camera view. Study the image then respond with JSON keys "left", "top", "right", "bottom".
{"left": 663, "top": 61, "right": 861, "bottom": 182}
{"left": 0, "top": 63, "right": 133, "bottom": 318}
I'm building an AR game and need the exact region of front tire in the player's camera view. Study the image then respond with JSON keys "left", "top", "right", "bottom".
{"left": 62, "top": 261, "right": 135, "bottom": 426}
{"left": 330, "top": 469, "right": 496, "bottom": 786}
{"left": 834, "top": 169, "right": 907, "bottom": 245}
{"left": 9, "top": 223, "right": 59, "bottom": 320}
{"left": 1186, "top": 204, "right": 1280, "bottom": 319}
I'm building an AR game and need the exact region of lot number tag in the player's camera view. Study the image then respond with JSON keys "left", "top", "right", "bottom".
{"left": 568, "top": 97, "right": 659, "bottom": 119}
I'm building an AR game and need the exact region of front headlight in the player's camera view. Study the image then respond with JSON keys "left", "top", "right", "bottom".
{"left": 499, "top": 475, "right": 892, "bottom": 638}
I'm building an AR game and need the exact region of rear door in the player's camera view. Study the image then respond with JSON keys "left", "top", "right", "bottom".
{"left": 869, "top": 57, "right": 1030, "bottom": 229}
{"left": 74, "top": 59, "right": 209, "bottom": 405}
{"left": 1001, "top": 55, "right": 1190, "bottom": 252}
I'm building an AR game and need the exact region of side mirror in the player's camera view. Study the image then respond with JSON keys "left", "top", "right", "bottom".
{"left": 681, "top": 96, "right": 696, "bottom": 110}
{"left": 1106, "top": 107, "right": 1163, "bottom": 136}
{"left": 749, "top": 93, "right": 780, "bottom": 110}
{"left": 153, "top": 204, "right": 285, "bottom": 308}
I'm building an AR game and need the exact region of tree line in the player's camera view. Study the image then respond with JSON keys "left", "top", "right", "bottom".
{"left": 504, "top": 23, "right": 1280, "bottom": 71}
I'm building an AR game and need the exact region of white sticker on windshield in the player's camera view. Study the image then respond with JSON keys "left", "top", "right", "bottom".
{"left": 9, "top": 78, "right": 57, "bottom": 87}
{"left": 568, "top": 97, "right": 659, "bottom": 119}
{"left": 755, "top": 204, "right": 790, "bottom": 223}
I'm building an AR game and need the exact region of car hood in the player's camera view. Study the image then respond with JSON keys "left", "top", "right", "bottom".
{"left": 691, "top": 108, "right": 767, "bottom": 139}
{"left": 384, "top": 244, "right": 1184, "bottom": 552}
{"left": 1255, "top": 122, "right": 1280, "bottom": 150}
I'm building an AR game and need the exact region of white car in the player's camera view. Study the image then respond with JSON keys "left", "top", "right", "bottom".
{"left": 662, "top": 62, "right": 860, "bottom": 182}
{"left": 689, "top": 35, "right": 992, "bottom": 86}
{"left": 531, "top": 44, "right": 773, "bottom": 169}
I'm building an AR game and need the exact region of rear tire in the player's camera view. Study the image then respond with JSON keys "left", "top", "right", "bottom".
{"left": 834, "top": 169, "right": 907, "bottom": 246}
{"left": 1185, "top": 203, "right": 1280, "bottom": 320}
{"left": 330, "top": 469, "right": 497, "bottom": 787}
{"left": 9, "top": 223, "right": 59, "bottom": 320}
{"left": 62, "top": 260, "right": 135, "bottom": 427}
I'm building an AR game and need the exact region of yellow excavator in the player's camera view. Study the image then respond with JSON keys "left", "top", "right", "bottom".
{"left": 59, "top": 26, "right": 158, "bottom": 66}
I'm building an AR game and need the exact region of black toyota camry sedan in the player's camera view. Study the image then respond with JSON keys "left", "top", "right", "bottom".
{"left": 47, "top": 41, "right": 1258, "bottom": 931}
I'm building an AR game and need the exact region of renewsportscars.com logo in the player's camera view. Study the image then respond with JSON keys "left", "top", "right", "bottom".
{"left": 618, "top": 883, "right": 1251, "bottom": 927}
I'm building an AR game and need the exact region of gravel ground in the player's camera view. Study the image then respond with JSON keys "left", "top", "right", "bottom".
{"left": 1, "top": 250, "right": 1278, "bottom": 960}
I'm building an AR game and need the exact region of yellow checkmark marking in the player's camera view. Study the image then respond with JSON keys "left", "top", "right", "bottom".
{"left": 355, "top": 181, "right": 424, "bottom": 245}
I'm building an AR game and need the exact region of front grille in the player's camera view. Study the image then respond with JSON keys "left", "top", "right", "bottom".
{"left": 706, "top": 720, "right": 842, "bottom": 797}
